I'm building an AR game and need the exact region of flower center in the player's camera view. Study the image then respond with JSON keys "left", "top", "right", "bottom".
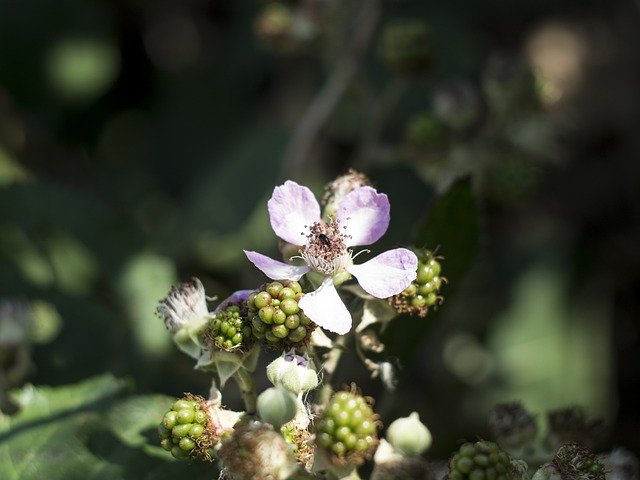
{"left": 300, "top": 220, "right": 352, "bottom": 276}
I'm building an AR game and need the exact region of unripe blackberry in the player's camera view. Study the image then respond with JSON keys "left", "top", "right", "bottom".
{"left": 315, "top": 389, "right": 379, "bottom": 466}
{"left": 158, "top": 395, "right": 215, "bottom": 460}
{"left": 488, "top": 402, "right": 537, "bottom": 449}
{"left": 447, "top": 440, "right": 517, "bottom": 480}
{"left": 204, "top": 304, "right": 252, "bottom": 352}
{"left": 247, "top": 281, "right": 314, "bottom": 348}
{"left": 552, "top": 444, "right": 605, "bottom": 480}
{"left": 378, "top": 20, "right": 433, "bottom": 75}
{"left": 389, "top": 250, "right": 445, "bottom": 317}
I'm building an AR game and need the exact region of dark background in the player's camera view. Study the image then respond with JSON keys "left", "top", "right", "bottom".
{"left": 1, "top": 0, "right": 639, "bottom": 458}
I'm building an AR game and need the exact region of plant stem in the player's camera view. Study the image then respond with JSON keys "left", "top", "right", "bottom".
{"left": 233, "top": 367, "right": 257, "bottom": 415}
{"left": 318, "top": 334, "right": 349, "bottom": 404}
{"left": 281, "top": 0, "right": 381, "bottom": 179}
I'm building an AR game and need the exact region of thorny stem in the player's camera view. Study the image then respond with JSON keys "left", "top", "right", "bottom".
{"left": 281, "top": 0, "right": 381, "bottom": 178}
{"left": 233, "top": 367, "right": 257, "bottom": 415}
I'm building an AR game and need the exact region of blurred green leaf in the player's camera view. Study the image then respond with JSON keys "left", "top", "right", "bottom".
{"left": 385, "top": 178, "right": 480, "bottom": 361}
{"left": 118, "top": 253, "right": 176, "bottom": 357}
{"left": 0, "top": 375, "right": 214, "bottom": 480}
{"left": 413, "top": 177, "right": 479, "bottom": 290}
{"left": 46, "top": 37, "right": 120, "bottom": 103}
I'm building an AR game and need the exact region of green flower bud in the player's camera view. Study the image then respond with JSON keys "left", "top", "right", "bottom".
{"left": 386, "top": 412, "right": 432, "bottom": 455}
{"left": 266, "top": 351, "right": 319, "bottom": 394}
{"left": 257, "top": 386, "right": 298, "bottom": 430}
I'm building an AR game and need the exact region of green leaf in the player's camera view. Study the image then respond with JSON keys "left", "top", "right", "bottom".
{"left": 413, "top": 177, "right": 479, "bottom": 291}
{"left": 0, "top": 375, "right": 215, "bottom": 480}
{"left": 0, "top": 374, "right": 126, "bottom": 480}
{"left": 385, "top": 178, "right": 480, "bottom": 361}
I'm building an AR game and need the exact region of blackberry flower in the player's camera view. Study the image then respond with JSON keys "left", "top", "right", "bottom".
{"left": 244, "top": 181, "right": 417, "bottom": 335}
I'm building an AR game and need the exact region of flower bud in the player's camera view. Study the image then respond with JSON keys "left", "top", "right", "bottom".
{"left": 156, "top": 278, "right": 210, "bottom": 359}
{"left": 257, "top": 386, "right": 298, "bottom": 430}
{"left": 267, "top": 351, "right": 319, "bottom": 394}
{"left": 386, "top": 412, "right": 432, "bottom": 455}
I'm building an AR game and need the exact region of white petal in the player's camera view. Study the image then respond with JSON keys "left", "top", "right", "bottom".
{"left": 347, "top": 248, "right": 418, "bottom": 298}
{"left": 336, "top": 186, "right": 390, "bottom": 247}
{"left": 268, "top": 181, "right": 321, "bottom": 246}
{"left": 298, "top": 278, "right": 351, "bottom": 335}
{"left": 244, "top": 250, "right": 309, "bottom": 280}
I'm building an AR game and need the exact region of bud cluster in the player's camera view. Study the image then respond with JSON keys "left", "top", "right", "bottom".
{"left": 315, "top": 390, "right": 379, "bottom": 466}
{"left": 158, "top": 396, "right": 214, "bottom": 460}
{"left": 247, "top": 281, "right": 313, "bottom": 347}
{"left": 389, "top": 250, "right": 445, "bottom": 317}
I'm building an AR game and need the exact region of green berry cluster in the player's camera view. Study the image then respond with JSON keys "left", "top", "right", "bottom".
{"left": 316, "top": 390, "right": 379, "bottom": 465}
{"left": 389, "top": 250, "right": 445, "bottom": 317}
{"left": 159, "top": 397, "right": 211, "bottom": 460}
{"left": 448, "top": 440, "right": 515, "bottom": 480}
{"left": 247, "top": 281, "right": 313, "bottom": 347}
{"left": 205, "top": 304, "right": 252, "bottom": 352}
{"left": 378, "top": 20, "right": 433, "bottom": 75}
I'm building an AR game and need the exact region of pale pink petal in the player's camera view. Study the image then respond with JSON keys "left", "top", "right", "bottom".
{"left": 298, "top": 278, "right": 351, "bottom": 335}
{"left": 268, "top": 181, "right": 321, "bottom": 246}
{"left": 214, "top": 290, "right": 255, "bottom": 313}
{"left": 244, "top": 250, "right": 310, "bottom": 281}
{"left": 347, "top": 248, "right": 418, "bottom": 298}
{"left": 336, "top": 186, "right": 390, "bottom": 247}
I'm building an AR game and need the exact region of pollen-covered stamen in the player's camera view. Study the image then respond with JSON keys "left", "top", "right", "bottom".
{"left": 301, "top": 220, "right": 352, "bottom": 276}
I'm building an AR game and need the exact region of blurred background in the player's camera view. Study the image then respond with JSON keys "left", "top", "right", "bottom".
{"left": 1, "top": 0, "right": 639, "bottom": 462}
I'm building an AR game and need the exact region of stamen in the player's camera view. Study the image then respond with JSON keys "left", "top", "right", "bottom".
{"left": 301, "top": 220, "right": 352, "bottom": 276}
